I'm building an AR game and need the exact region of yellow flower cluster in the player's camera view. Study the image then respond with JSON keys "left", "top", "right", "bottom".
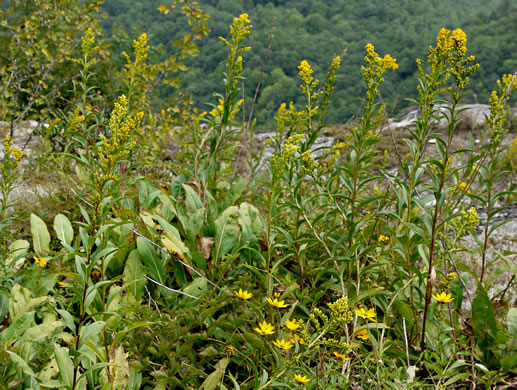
{"left": 361, "top": 43, "right": 398, "bottom": 105}
{"left": 440, "top": 272, "right": 457, "bottom": 291}
{"left": 298, "top": 60, "right": 314, "bottom": 86}
{"left": 462, "top": 207, "right": 480, "bottom": 228}
{"left": 377, "top": 234, "right": 389, "bottom": 244}
{"left": 299, "top": 150, "right": 318, "bottom": 174}
{"left": 328, "top": 140, "right": 347, "bottom": 165}
{"left": 450, "top": 28, "right": 467, "bottom": 57}
{"left": 80, "top": 27, "right": 99, "bottom": 61}
{"left": 487, "top": 74, "right": 516, "bottom": 145}
{"left": 451, "top": 207, "right": 479, "bottom": 237}
{"left": 209, "top": 97, "right": 243, "bottom": 123}
{"left": 457, "top": 181, "right": 471, "bottom": 194}
{"left": 1, "top": 136, "right": 23, "bottom": 178}
{"left": 98, "top": 95, "right": 143, "bottom": 172}
{"left": 364, "top": 43, "right": 399, "bottom": 72}
{"left": 271, "top": 133, "right": 305, "bottom": 172}
{"left": 225, "top": 13, "right": 252, "bottom": 47}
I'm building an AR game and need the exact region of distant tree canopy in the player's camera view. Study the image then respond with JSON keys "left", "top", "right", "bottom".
{"left": 102, "top": 0, "right": 516, "bottom": 127}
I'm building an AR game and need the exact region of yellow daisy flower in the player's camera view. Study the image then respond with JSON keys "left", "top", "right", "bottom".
{"left": 294, "top": 373, "right": 310, "bottom": 383}
{"left": 33, "top": 256, "right": 47, "bottom": 267}
{"left": 333, "top": 351, "right": 350, "bottom": 360}
{"left": 266, "top": 297, "right": 288, "bottom": 308}
{"left": 272, "top": 338, "right": 294, "bottom": 350}
{"left": 235, "top": 289, "right": 253, "bottom": 300}
{"left": 432, "top": 291, "right": 454, "bottom": 303}
{"left": 355, "top": 329, "right": 370, "bottom": 340}
{"left": 254, "top": 321, "right": 275, "bottom": 336}
{"left": 355, "top": 307, "right": 376, "bottom": 322}
{"left": 286, "top": 318, "right": 301, "bottom": 331}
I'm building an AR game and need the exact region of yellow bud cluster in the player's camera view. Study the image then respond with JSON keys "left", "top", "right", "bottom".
{"left": 1, "top": 136, "right": 24, "bottom": 178}
{"left": 299, "top": 150, "right": 318, "bottom": 174}
{"left": 271, "top": 133, "right": 305, "bottom": 172}
{"left": 328, "top": 296, "right": 353, "bottom": 329}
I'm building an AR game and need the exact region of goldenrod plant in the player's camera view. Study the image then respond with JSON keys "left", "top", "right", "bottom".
{"left": 1, "top": 5, "right": 516, "bottom": 389}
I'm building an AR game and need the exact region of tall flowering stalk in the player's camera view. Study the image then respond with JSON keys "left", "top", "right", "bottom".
{"left": 0, "top": 136, "right": 23, "bottom": 255}
{"left": 395, "top": 28, "right": 480, "bottom": 351}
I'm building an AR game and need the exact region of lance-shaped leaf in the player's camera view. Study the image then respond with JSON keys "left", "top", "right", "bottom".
{"left": 213, "top": 206, "right": 240, "bottom": 262}
{"left": 31, "top": 213, "right": 50, "bottom": 256}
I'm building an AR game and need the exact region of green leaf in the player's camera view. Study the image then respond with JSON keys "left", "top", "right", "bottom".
{"left": 137, "top": 237, "right": 166, "bottom": 285}
{"left": 54, "top": 344, "right": 74, "bottom": 389}
{"left": 128, "top": 367, "right": 143, "bottom": 390}
{"left": 7, "top": 351, "right": 36, "bottom": 378}
{"left": 16, "top": 320, "right": 63, "bottom": 346}
{"left": 161, "top": 231, "right": 189, "bottom": 261}
{"left": 214, "top": 206, "right": 240, "bottom": 262}
{"left": 54, "top": 214, "right": 74, "bottom": 245}
{"left": 9, "top": 284, "right": 47, "bottom": 322}
{"left": 183, "top": 277, "right": 208, "bottom": 298}
{"left": 183, "top": 184, "right": 203, "bottom": 213}
{"left": 31, "top": 213, "right": 51, "bottom": 255}
{"left": 220, "top": 179, "right": 247, "bottom": 211}
{"left": 6, "top": 239, "right": 30, "bottom": 268}
{"left": 113, "top": 345, "right": 129, "bottom": 389}
{"left": 472, "top": 283, "right": 498, "bottom": 350}
{"left": 0, "top": 293, "right": 8, "bottom": 322}
{"left": 57, "top": 309, "right": 76, "bottom": 333}
{"left": 200, "top": 357, "right": 230, "bottom": 390}
{"left": 238, "top": 202, "right": 263, "bottom": 242}
{"left": 507, "top": 308, "right": 517, "bottom": 337}
{"left": 392, "top": 300, "right": 416, "bottom": 324}
{"left": 123, "top": 249, "right": 146, "bottom": 300}
{"left": 179, "top": 206, "right": 205, "bottom": 241}
{"left": 80, "top": 321, "right": 106, "bottom": 347}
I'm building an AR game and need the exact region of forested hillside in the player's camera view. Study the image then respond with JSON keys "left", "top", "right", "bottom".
{"left": 102, "top": 0, "right": 516, "bottom": 127}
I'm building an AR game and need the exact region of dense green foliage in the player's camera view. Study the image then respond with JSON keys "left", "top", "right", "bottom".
{"left": 102, "top": 0, "right": 517, "bottom": 127}
{"left": 1, "top": 1, "right": 517, "bottom": 389}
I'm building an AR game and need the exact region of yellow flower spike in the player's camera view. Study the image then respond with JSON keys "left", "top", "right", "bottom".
{"left": 355, "top": 329, "right": 370, "bottom": 340}
{"left": 266, "top": 297, "right": 289, "bottom": 308}
{"left": 355, "top": 307, "right": 376, "bottom": 322}
{"left": 294, "top": 374, "right": 310, "bottom": 384}
{"left": 272, "top": 338, "right": 294, "bottom": 350}
{"left": 432, "top": 291, "right": 454, "bottom": 303}
{"left": 235, "top": 289, "right": 253, "bottom": 300}
{"left": 298, "top": 60, "right": 314, "bottom": 86}
{"left": 286, "top": 318, "right": 301, "bottom": 331}
{"left": 33, "top": 256, "right": 47, "bottom": 268}
{"left": 254, "top": 321, "right": 275, "bottom": 336}
{"left": 333, "top": 351, "right": 350, "bottom": 361}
